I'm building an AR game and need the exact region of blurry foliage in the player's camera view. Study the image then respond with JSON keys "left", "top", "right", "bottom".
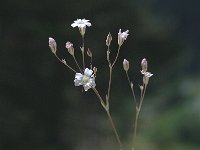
{"left": 0, "top": 0, "right": 200, "bottom": 149}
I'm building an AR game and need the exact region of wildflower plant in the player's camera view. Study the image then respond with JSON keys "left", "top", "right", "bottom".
{"left": 48, "top": 18, "right": 153, "bottom": 150}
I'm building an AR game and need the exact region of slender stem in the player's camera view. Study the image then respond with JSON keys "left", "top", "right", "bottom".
{"left": 73, "top": 55, "right": 83, "bottom": 74}
{"left": 125, "top": 71, "right": 137, "bottom": 107}
{"left": 133, "top": 83, "right": 147, "bottom": 143}
{"left": 112, "top": 46, "right": 121, "bottom": 67}
{"left": 107, "top": 67, "right": 112, "bottom": 100}
{"left": 92, "top": 87, "right": 124, "bottom": 150}
{"left": 106, "top": 110, "right": 124, "bottom": 150}
{"left": 134, "top": 108, "right": 140, "bottom": 140}
{"left": 55, "top": 54, "right": 77, "bottom": 73}
{"left": 82, "top": 36, "right": 85, "bottom": 69}
{"left": 92, "top": 87, "right": 106, "bottom": 108}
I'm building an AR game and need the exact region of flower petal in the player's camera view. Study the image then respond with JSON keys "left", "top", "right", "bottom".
{"left": 83, "top": 84, "right": 91, "bottom": 91}
{"left": 84, "top": 68, "right": 93, "bottom": 76}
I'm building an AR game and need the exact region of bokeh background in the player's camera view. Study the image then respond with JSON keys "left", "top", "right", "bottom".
{"left": 1, "top": 0, "right": 200, "bottom": 150}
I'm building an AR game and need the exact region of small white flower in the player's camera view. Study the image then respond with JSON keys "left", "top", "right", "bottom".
{"left": 71, "top": 19, "right": 92, "bottom": 28}
{"left": 118, "top": 29, "right": 129, "bottom": 46}
{"left": 74, "top": 68, "right": 96, "bottom": 91}
{"left": 143, "top": 72, "right": 153, "bottom": 85}
{"left": 71, "top": 19, "right": 91, "bottom": 37}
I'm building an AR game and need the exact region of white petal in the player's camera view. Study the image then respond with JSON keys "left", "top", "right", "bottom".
{"left": 75, "top": 73, "right": 83, "bottom": 80}
{"left": 83, "top": 84, "right": 91, "bottom": 91}
{"left": 84, "top": 68, "right": 93, "bottom": 76}
{"left": 89, "top": 78, "right": 96, "bottom": 87}
{"left": 74, "top": 79, "right": 83, "bottom": 86}
{"left": 71, "top": 23, "right": 77, "bottom": 28}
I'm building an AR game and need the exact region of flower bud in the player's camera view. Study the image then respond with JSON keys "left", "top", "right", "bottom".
{"left": 123, "top": 59, "right": 129, "bottom": 72}
{"left": 87, "top": 48, "right": 92, "bottom": 57}
{"left": 66, "top": 42, "right": 74, "bottom": 56}
{"left": 49, "top": 37, "right": 57, "bottom": 54}
{"left": 106, "top": 32, "right": 112, "bottom": 46}
{"left": 141, "top": 58, "right": 148, "bottom": 74}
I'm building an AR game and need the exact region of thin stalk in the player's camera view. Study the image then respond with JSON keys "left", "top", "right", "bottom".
{"left": 92, "top": 87, "right": 124, "bottom": 150}
{"left": 134, "top": 108, "right": 140, "bottom": 140}
{"left": 55, "top": 54, "right": 77, "bottom": 73}
{"left": 125, "top": 71, "right": 137, "bottom": 106}
{"left": 112, "top": 46, "right": 121, "bottom": 67}
{"left": 73, "top": 55, "right": 83, "bottom": 74}
{"left": 82, "top": 36, "right": 85, "bottom": 69}
{"left": 106, "top": 110, "right": 124, "bottom": 150}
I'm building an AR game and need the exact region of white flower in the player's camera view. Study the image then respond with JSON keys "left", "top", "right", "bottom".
{"left": 143, "top": 72, "right": 153, "bottom": 85}
{"left": 71, "top": 19, "right": 92, "bottom": 28}
{"left": 71, "top": 19, "right": 91, "bottom": 37}
{"left": 74, "top": 68, "right": 96, "bottom": 91}
{"left": 118, "top": 29, "right": 129, "bottom": 46}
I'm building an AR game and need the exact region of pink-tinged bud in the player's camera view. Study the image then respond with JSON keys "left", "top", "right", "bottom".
{"left": 87, "top": 48, "right": 92, "bottom": 57}
{"left": 123, "top": 59, "right": 129, "bottom": 72}
{"left": 141, "top": 58, "right": 148, "bottom": 74}
{"left": 118, "top": 29, "right": 129, "bottom": 46}
{"left": 49, "top": 37, "right": 57, "bottom": 54}
{"left": 66, "top": 42, "right": 74, "bottom": 56}
{"left": 106, "top": 32, "right": 112, "bottom": 46}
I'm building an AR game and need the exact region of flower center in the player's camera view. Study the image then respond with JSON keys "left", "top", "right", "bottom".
{"left": 83, "top": 75, "right": 89, "bottom": 84}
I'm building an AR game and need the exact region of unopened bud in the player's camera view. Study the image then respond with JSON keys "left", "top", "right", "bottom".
{"left": 87, "top": 48, "right": 92, "bottom": 57}
{"left": 123, "top": 59, "right": 129, "bottom": 72}
{"left": 106, "top": 32, "right": 112, "bottom": 46}
{"left": 139, "top": 85, "right": 144, "bottom": 91}
{"left": 66, "top": 42, "right": 74, "bottom": 56}
{"left": 141, "top": 58, "right": 148, "bottom": 74}
{"left": 49, "top": 37, "right": 57, "bottom": 54}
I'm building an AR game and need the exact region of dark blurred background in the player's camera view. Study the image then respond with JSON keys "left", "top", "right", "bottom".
{"left": 1, "top": 0, "right": 200, "bottom": 150}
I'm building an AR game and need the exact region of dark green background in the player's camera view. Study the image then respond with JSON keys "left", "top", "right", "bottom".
{"left": 1, "top": 0, "right": 200, "bottom": 150}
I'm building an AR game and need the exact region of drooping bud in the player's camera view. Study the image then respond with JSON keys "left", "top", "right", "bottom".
{"left": 118, "top": 29, "right": 129, "bottom": 46}
{"left": 123, "top": 59, "right": 129, "bottom": 72}
{"left": 106, "top": 32, "right": 112, "bottom": 46}
{"left": 87, "top": 48, "right": 92, "bottom": 57}
{"left": 66, "top": 42, "right": 74, "bottom": 56}
{"left": 49, "top": 37, "right": 57, "bottom": 54}
{"left": 141, "top": 58, "right": 148, "bottom": 74}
